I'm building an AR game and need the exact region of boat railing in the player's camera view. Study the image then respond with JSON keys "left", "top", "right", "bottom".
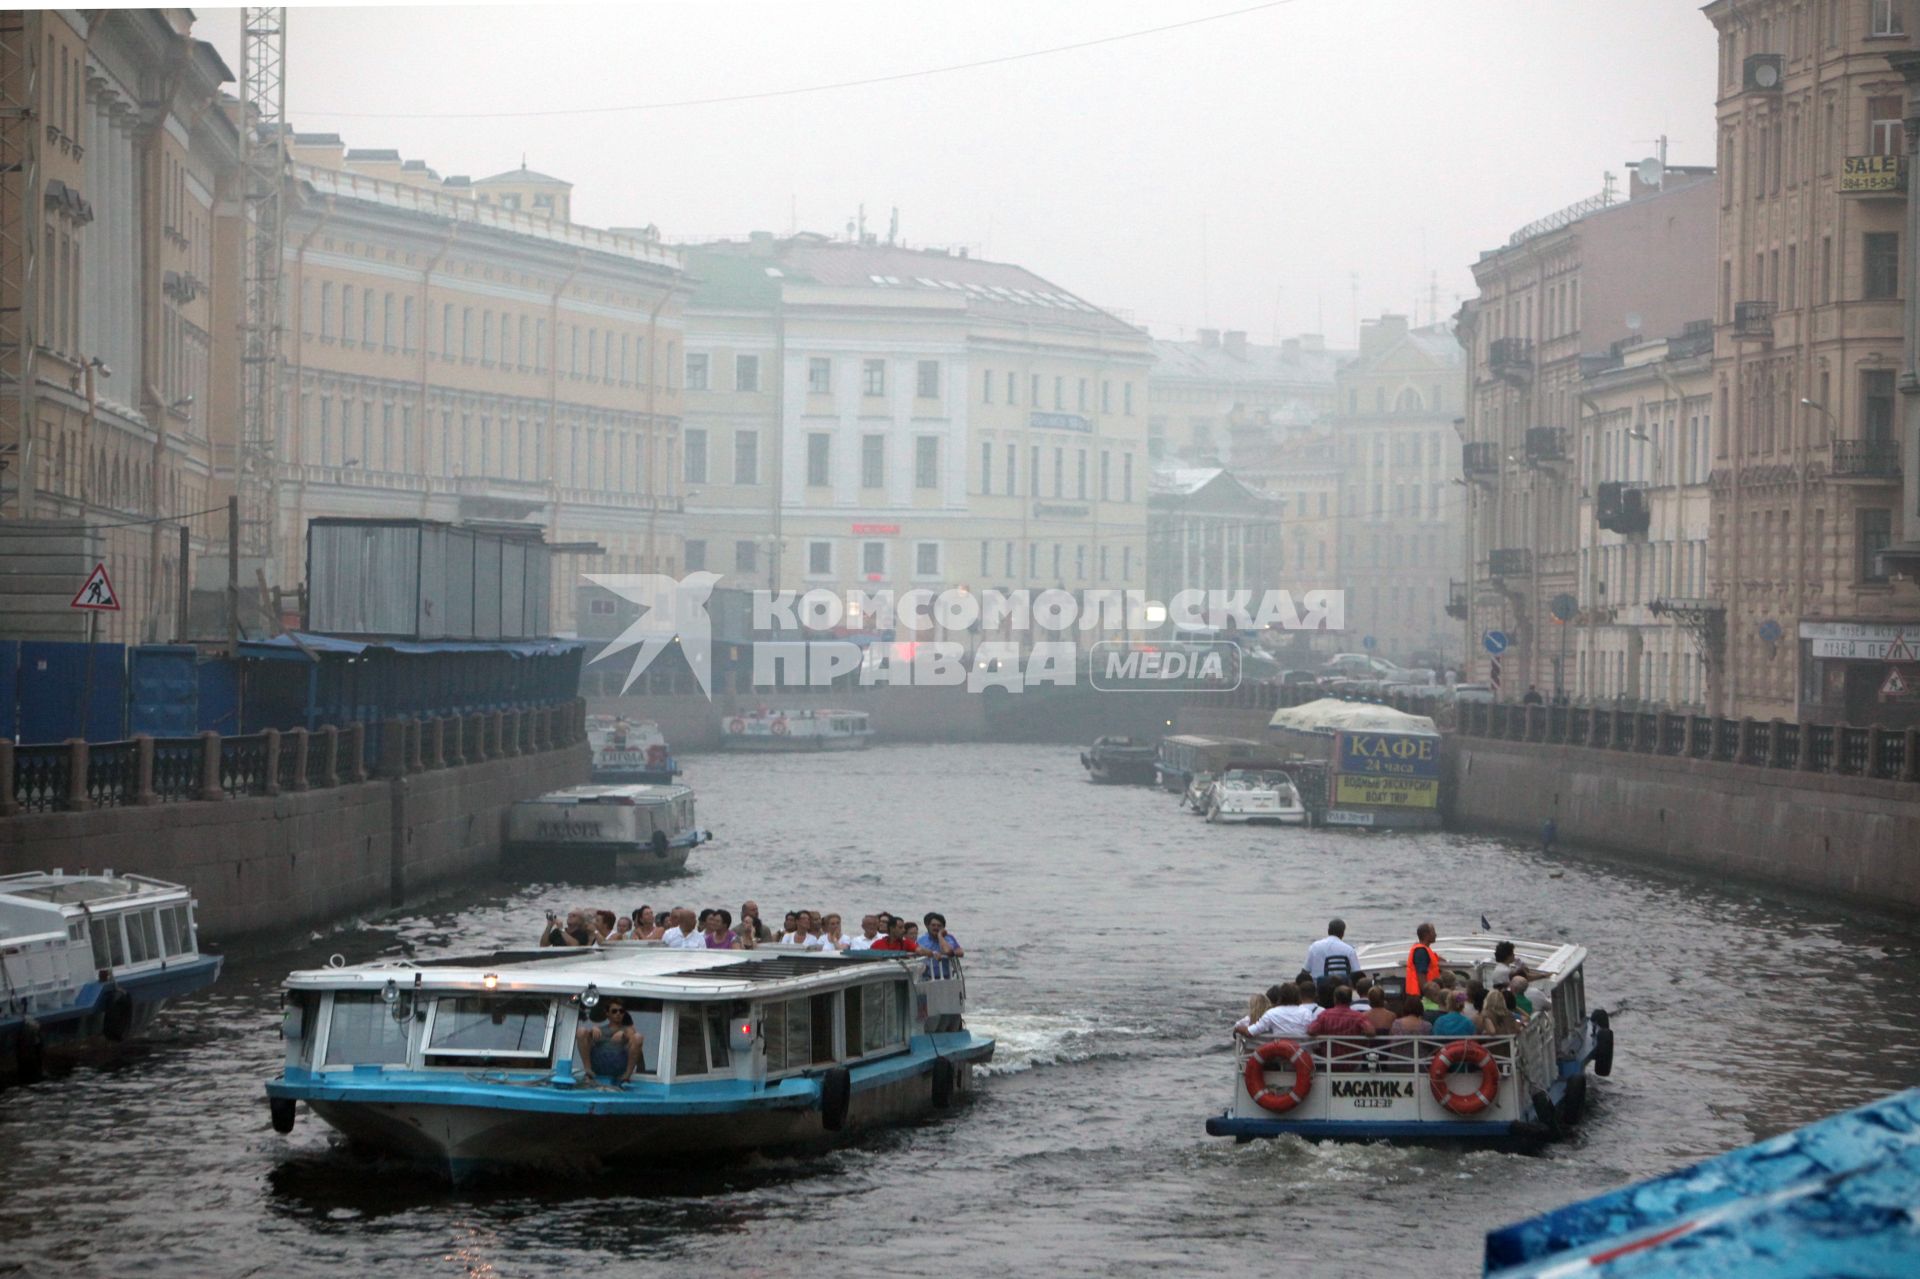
{"left": 1237, "top": 1031, "right": 1517, "bottom": 1075}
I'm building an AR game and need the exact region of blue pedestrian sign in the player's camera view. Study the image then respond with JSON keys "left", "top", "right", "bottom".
{"left": 1482, "top": 629, "right": 1510, "bottom": 656}
{"left": 1362, "top": 634, "right": 1376, "bottom": 650}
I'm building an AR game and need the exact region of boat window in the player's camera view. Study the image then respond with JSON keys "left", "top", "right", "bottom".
{"left": 784, "top": 997, "right": 812, "bottom": 1071}
{"left": 324, "top": 991, "right": 413, "bottom": 1067}
{"left": 425, "top": 995, "right": 554, "bottom": 1064}
{"left": 133, "top": 910, "right": 160, "bottom": 963}
{"left": 172, "top": 905, "right": 195, "bottom": 955}
{"left": 98, "top": 916, "right": 126, "bottom": 968}
{"left": 125, "top": 911, "right": 150, "bottom": 964}
{"left": 759, "top": 995, "right": 836, "bottom": 1073}
{"left": 810, "top": 992, "right": 836, "bottom": 1062}
{"left": 674, "top": 1006, "right": 708, "bottom": 1077}
{"left": 67, "top": 919, "right": 85, "bottom": 943}
{"left": 843, "top": 986, "right": 863, "bottom": 1057}
{"left": 705, "top": 1006, "right": 733, "bottom": 1071}
{"left": 859, "top": 980, "right": 907, "bottom": 1055}
{"left": 159, "top": 907, "right": 180, "bottom": 955}
{"left": 89, "top": 918, "right": 111, "bottom": 969}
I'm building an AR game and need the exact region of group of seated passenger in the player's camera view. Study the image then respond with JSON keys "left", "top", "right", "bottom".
{"left": 538, "top": 901, "right": 964, "bottom": 961}
{"left": 1232, "top": 940, "right": 1547, "bottom": 1043}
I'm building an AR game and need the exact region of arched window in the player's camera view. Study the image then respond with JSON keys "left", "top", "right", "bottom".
{"left": 1396, "top": 387, "right": 1423, "bottom": 414}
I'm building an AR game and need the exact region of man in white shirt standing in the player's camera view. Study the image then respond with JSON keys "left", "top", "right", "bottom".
{"left": 1239, "top": 983, "right": 1323, "bottom": 1039}
{"left": 659, "top": 907, "right": 691, "bottom": 947}
{"left": 1304, "top": 918, "right": 1359, "bottom": 981}
{"left": 847, "top": 914, "right": 882, "bottom": 951}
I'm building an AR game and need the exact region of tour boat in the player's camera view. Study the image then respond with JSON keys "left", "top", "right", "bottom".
{"left": 0, "top": 870, "right": 222, "bottom": 1084}
{"left": 1206, "top": 935, "right": 1611, "bottom": 1148}
{"left": 1079, "top": 736, "right": 1158, "bottom": 785}
{"left": 1201, "top": 768, "right": 1308, "bottom": 825}
{"left": 503, "top": 784, "right": 711, "bottom": 881}
{"left": 719, "top": 708, "right": 872, "bottom": 751}
{"left": 586, "top": 715, "right": 681, "bottom": 785}
{"left": 1155, "top": 734, "right": 1261, "bottom": 793}
{"left": 263, "top": 944, "right": 993, "bottom": 1179}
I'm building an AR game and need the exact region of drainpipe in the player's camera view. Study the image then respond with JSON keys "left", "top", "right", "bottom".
{"left": 416, "top": 222, "right": 456, "bottom": 502}
{"left": 546, "top": 252, "right": 584, "bottom": 616}
{"left": 641, "top": 275, "right": 673, "bottom": 573}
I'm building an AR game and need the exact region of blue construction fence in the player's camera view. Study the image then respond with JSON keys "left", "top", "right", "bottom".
{"left": 0, "top": 633, "right": 584, "bottom": 747}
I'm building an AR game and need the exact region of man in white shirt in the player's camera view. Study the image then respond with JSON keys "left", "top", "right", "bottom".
{"left": 665, "top": 908, "right": 707, "bottom": 948}
{"left": 847, "top": 915, "right": 882, "bottom": 951}
{"left": 659, "top": 906, "right": 691, "bottom": 947}
{"left": 1304, "top": 918, "right": 1359, "bottom": 981}
{"left": 1240, "top": 983, "right": 1323, "bottom": 1039}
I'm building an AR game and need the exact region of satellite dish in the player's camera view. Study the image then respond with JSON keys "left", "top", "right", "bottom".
{"left": 1636, "top": 156, "right": 1665, "bottom": 188}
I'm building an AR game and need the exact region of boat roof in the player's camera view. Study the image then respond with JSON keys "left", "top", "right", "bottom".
{"left": 284, "top": 942, "right": 918, "bottom": 999}
{"left": 1351, "top": 935, "right": 1586, "bottom": 978}
{"left": 520, "top": 783, "right": 691, "bottom": 805}
{"left": 1161, "top": 734, "right": 1258, "bottom": 748}
{"left": 0, "top": 870, "right": 189, "bottom": 910}
{"left": 1267, "top": 698, "right": 1439, "bottom": 736}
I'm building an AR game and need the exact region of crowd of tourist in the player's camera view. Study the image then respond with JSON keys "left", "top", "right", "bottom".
{"left": 537, "top": 901, "right": 964, "bottom": 960}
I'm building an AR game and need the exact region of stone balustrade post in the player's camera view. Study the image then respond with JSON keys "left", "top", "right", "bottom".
{"left": 1904, "top": 728, "right": 1920, "bottom": 783}
{"left": 1866, "top": 723, "right": 1887, "bottom": 779}
{"left": 198, "top": 731, "right": 224, "bottom": 801}
{"left": 288, "top": 728, "right": 311, "bottom": 791}
{"left": 492, "top": 710, "right": 510, "bottom": 758}
{"left": 429, "top": 717, "right": 446, "bottom": 769}
{"left": 408, "top": 719, "right": 424, "bottom": 773}
{"left": 133, "top": 734, "right": 158, "bottom": 805}
{"left": 469, "top": 713, "right": 488, "bottom": 762}
{"left": 0, "top": 739, "right": 16, "bottom": 817}
{"left": 64, "top": 738, "right": 92, "bottom": 811}
{"left": 1765, "top": 719, "right": 1786, "bottom": 767}
{"left": 442, "top": 716, "right": 463, "bottom": 767}
{"left": 263, "top": 729, "right": 282, "bottom": 796}
{"left": 1682, "top": 714, "right": 1699, "bottom": 758}
{"left": 378, "top": 718, "right": 408, "bottom": 778}
{"left": 1738, "top": 718, "right": 1756, "bottom": 766}
{"left": 318, "top": 726, "right": 340, "bottom": 787}
{"left": 1798, "top": 721, "right": 1818, "bottom": 772}
{"left": 1522, "top": 705, "right": 1538, "bottom": 742}
{"left": 1655, "top": 711, "right": 1673, "bottom": 755}
{"left": 348, "top": 723, "right": 368, "bottom": 783}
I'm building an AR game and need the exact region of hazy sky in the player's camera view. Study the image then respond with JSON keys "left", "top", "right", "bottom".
{"left": 199, "top": 1, "right": 1717, "bottom": 345}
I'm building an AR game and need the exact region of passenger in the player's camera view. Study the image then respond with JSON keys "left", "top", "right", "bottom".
{"left": 1405, "top": 923, "right": 1446, "bottom": 996}
{"left": 706, "top": 909, "right": 739, "bottom": 950}
{"left": 1489, "top": 940, "right": 1547, "bottom": 986}
{"left": 1508, "top": 975, "right": 1536, "bottom": 1017}
{"left": 634, "top": 906, "right": 664, "bottom": 941}
{"left": 903, "top": 920, "right": 922, "bottom": 949}
{"left": 1314, "top": 976, "right": 1339, "bottom": 1010}
{"left": 1430, "top": 992, "right": 1477, "bottom": 1037}
{"left": 1466, "top": 980, "right": 1488, "bottom": 1013}
{"left": 595, "top": 909, "right": 618, "bottom": 940}
{"left": 575, "top": 999, "right": 644, "bottom": 1085}
{"left": 740, "top": 901, "right": 774, "bottom": 944}
{"left": 1421, "top": 980, "right": 1445, "bottom": 1016}
{"left": 659, "top": 908, "right": 692, "bottom": 947}
{"left": 1304, "top": 918, "right": 1360, "bottom": 980}
{"left": 1241, "top": 983, "right": 1320, "bottom": 1039}
{"left": 538, "top": 910, "right": 576, "bottom": 947}
{"left": 1348, "top": 981, "right": 1373, "bottom": 1015}
{"left": 1478, "top": 989, "right": 1523, "bottom": 1037}
{"left": 1362, "top": 985, "right": 1396, "bottom": 1034}
{"left": 820, "top": 914, "right": 851, "bottom": 951}
{"left": 918, "top": 912, "right": 964, "bottom": 977}
{"left": 1305, "top": 986, "right": 1376, "bottom": 1039}
{"left": 1232, "top": 992, "right": 1274, "bottom": 1037}
{"left": 847, "top": 915, "right": 882, "bottom": 951}
{"left": 870, "top": 916, "right": 916, "bottom": 952}
{"left": 1389, "top": 995, "right": 1432, "bottom": 1037}
{"left": 610, "top": 915, "right": 634, "bottom": 941}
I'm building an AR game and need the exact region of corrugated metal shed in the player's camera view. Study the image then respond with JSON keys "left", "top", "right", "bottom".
{"left": 305, "top": 518, "right": 556, "bottom": 640}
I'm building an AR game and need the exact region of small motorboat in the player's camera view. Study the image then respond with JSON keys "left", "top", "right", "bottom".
{"left": 1202, "top": 768, "right": 1308, "bottom": 825}
{"left": 503, "top": 784, "right": 710, "bottom": 881}
{"left": 1079, "top": 736, "right": 1158, "bottom": 785}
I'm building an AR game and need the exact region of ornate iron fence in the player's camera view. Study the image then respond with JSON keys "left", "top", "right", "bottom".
{"left": 85, "top": 740, "right": 137, "bottom": 808}
{"left": 13, "top": 745, "right": 71, "bottom": 813}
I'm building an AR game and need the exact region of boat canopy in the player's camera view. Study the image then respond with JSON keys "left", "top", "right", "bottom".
{"left": 1267, "top": 698, "right": 1439, "bottom": 738}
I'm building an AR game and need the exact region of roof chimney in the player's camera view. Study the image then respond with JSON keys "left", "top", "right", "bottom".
{"left": 1223, "top": 330, "right": 1248, "bottom": 359}
{"left": 1198, "top": 328, "right": 1220, "bottom": 349}
{"left": 748, "top": 230, "right": 776, "bottom": 257}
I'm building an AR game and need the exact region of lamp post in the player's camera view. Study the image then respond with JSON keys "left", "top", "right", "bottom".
{"left": 1628, "top": 424, "right": 1670, "bottom": 705}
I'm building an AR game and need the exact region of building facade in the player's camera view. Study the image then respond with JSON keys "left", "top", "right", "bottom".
{"left": 1145, "top": 465, "right": 1282, "bottom": 609}
{"left": 1147, "top": 329, "right": 1339, "bottom": 464}
{"left": 255, "top": 138, "right": 689, "bottom": 634}
{"left": 0, "top": 10, "right": 237, "bottom": 643}
{"left": 1458, "top": 168, "right": 1719, "bottom": 698}
{"left": 1329, "top": 316, "right": 1464, "bottom": 664}
{"left": 1705, "top": 0, "right": 1920, "bottom": 728}
{"left": 680, "top": 234, "right": 1155, "bottom": 636}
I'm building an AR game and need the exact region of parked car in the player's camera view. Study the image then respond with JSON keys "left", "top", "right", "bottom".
{"left": 1451, "top": 682, "right": 1496, "bottom": 704}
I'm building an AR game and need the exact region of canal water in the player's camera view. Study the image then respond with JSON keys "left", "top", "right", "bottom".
{"left": 3, "top": 743, "right": 1917, "bottom": 1278}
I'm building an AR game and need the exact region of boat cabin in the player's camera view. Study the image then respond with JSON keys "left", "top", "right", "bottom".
{"left": 1155, "top": 735, "right": 1261, "bottom": 792}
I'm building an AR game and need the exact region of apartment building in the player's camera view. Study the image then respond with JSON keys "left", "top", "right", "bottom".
{"left": 1147, "top": 329, "right": 1339, "bottom": 464}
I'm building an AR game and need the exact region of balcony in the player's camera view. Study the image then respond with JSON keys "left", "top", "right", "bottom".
{"left": 1525, "top": 426, "right": 1569, "bottom": 464}
{"left": 1446, "top": 579, "right": 1469, "bottom": 620}
{"left": 1463, "top": 440, "right": 1500, "bottom": 478}
{"left": 1488, "top": 337, "right": 1533, "bottom": 381}
{"left": 1732, "top": 301, "right": 1775, "bottom": 342}
{"left": 1830, "top": 438, "right": 1903, "bottom": 481}
{"left": 1596, "top": 481, "right": 1651, "bottom": 535}
{"left": 1489, "top": 548, "right": 1532, "bottom": 579}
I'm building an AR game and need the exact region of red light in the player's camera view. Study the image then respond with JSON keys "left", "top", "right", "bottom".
{"left": 739, "top": 1023, "right": 752, "bottom": 1035}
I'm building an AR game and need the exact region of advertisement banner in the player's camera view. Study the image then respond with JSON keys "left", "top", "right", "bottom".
{"left": 1333, "top": 775, "right": 1439, "bottom": 809}
{"left": 1335, "top": 731, "right": 1441, "bottom": 778}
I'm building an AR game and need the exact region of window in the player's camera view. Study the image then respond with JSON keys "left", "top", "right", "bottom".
{"left": 735, "top": 540, "right": 758, "bottom": 572}
{"left": 861, "top": 435, "right": 886, "bottom": 488}
{"left": 808, "top": 541, "right": 832, "bottom": 575}
{"left": 1006, "top": 443, "right": 1018, "bottom": 494}
{"left": 1123, "top": 453, "right": 1134, "bottom": 502}
{"left": 1053, "top": 375, "right": 1064, "bottom": 410}
{"left": 1028, "top": 543, "right": 1038, "bottom": 577}
{"left": 862, "top": 541, "right": 887, "bottom": 576}
{"left": 1077, "top": 377, "right": 1089, "bottom": 411}
{"left": 916, "top": 360, "right": 940, "bottom": 398}
{"left": 1008, "top": 371, "right": 1018, "bottom": 404}
{"left": 1124, "top": 382, "right": 1134, "bottom": 415}
{"left": 736, "top": 353, "right": 760, "bottom": 392}
{"left": 1860, "top": 509, "right": 1893, "bottom": 581}
{"left": 1821, "top": 235, "right": 1834, "bottom": 304}
{"left": 734, "top": 430, "right": 760, "bottom": 484}
{"left": 1076, "top": 449, "right": 1088, "bottom": 499}
{"left": 684, "top": 429, "right": 708, "bottom": 483}
{"left": 915, "top": 436, "right": 940, "bottom": 488}
{"left": 1030, "top": 445, "right": 1041, "bottom": 496}
{"left": 809, "top": 357, "right": 832, "bottom": 394}
{"left": 856, "top": 981, "right": 907, "bottom": 1055}
{"left": 686, "top": 353, "right": 710, "bottom": 390}
{"left": 1864, "top": 232, "right": 1900, "bottom": 299}
{"left": 425, "top": 995, "right": 554, "bottom": 1065}
{"left": 1053, "top": 447, "right": 1065, "bottom": 497}
{"left": 806, "top": 433, "right": 832, "bottom": 487}
{"left": 325, "top": 992, "right": 412, "bottom": 1067}
{"left": 915, "top": 542, "right": 941, "bottom": 576}
{"left": 1101, "top": 380, "right": 1112, "bottom": 413}
{"left": 982, "top": 369, "right": 993, "bottom": 403}
{"left": 1052, "top": 543, "right": 1063, "bottom": 579}
{"left": 1870, "top": 95, "right": 1906, "bottom": 154}
{"left": 980, "top": 441, "right": 993, "bottom": 495}
{"left": 685, "top": 539, "right": 707, "bottom": 571}
{"left": 1863, "top": 369, "right": 1897, "bottom": 442}
{"left": 1031, "top": 373, "right": 1041, "bottom": 407}
{"left": 1101, "top": 451, "right": 1111, "bottom": 500}
{"left": 1075, "top": 545, "right": 1087, "bottom": 579}
{"left": 1872, "top": 0, "right": 1905, "bottom": 36}
{"left": 863, "top": 359, "right": 886, "bottom": 396}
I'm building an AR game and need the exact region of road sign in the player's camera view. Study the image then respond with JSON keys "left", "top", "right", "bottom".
{"left": 1482, "top": 629, "right": 1509, "bottom": 656}
{"left": 1362, "top": 634, "right": 1376, "bottom": 650}
{"left": 1489, "top": 655, "right": 1503, "bottom": 692}
{"left": 1550, "top": 593, "right": 1577, "bottom": 623}
{"left": 71, "top": 562, "right": 120, "bottom": 612}
{"left": 1758, "top": 618, "right": 1784, "bottom": 645}
{"left": 1882, "top": 668, "right": 1910, "bottom": 699}
{"left": 1884, "top": 633, "right": 1916, "bottom": 664}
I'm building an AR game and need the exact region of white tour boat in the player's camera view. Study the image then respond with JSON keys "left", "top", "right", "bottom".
{"left": 0, "top": 870, "right": 222, "bottom": 1084}
{"left": 1202, "top": 768, "right": 1308, "bottom": 825}
{"left": 264, "top": 943, "right": 993, "bottom": 1179}
{"left": 503, "top": 784, "right": 711, "bottom": 880}
{"left": 1207, "top": 935, "right": 1612, "bottom": 1149}
{"left": 586, "top": 715, "right": 681, "bottom": 785}
{"left": 720, "top": 708, "right": 872, "bottom": 751}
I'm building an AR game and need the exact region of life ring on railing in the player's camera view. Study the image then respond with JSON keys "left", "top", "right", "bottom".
{"left": 728, "top": 717, "right": 747, "bottom": 735}
{"left": 1243, "top": 1039, "right": 1313, "bottom": 1113}
{"left": 1429, "top": 1039, "right": 1500, "bottom": 1115}
{"left": 645, "top": 744, "right": 668, "bottom": 766}
{"left": 770, "top": 717, "right": 790, "bottom": 736}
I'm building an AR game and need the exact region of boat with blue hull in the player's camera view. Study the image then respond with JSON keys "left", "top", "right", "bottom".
{"left": 265, "top": 944, "right": 993, "bottom": 1178}
{"left": 0, "top": 870, "right": 222, "bottom": 1084}
{"left": 1206, "top": 936, "right": 1610, "bottom": 1149}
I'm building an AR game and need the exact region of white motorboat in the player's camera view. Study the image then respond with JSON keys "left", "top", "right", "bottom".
{"left": 503, "top": 784, "right": 710, "bottom": 881}
{"left": 1202, "top": 768, "right": 1308, "bottom": 825}
{"left": 720, "top": 708, "right": 872, "bottom": 751}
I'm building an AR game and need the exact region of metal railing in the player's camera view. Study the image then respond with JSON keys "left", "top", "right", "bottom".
{"left": 1831, "top": 438, "right": 1903, "bottom": 480}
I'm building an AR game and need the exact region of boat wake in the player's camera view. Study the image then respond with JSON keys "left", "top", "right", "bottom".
{"left": 967, "top": 1009, "right": 1146, "bottom": 1076}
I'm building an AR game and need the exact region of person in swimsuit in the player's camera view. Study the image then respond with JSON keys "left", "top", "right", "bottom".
{"left": 576, "top": 1001, "right": 644, "bottom": 1084}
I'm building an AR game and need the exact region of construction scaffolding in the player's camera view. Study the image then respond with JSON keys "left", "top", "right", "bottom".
{"left": 238, "top": 6, "right": 286, "bottom": 567}
{"left": 0, "top": 13, "right": 38, "bottom": 516}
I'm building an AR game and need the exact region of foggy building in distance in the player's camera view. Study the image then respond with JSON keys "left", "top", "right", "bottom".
{"left": 679, "top": 233, "right": 1153, "bottom": 623}
{"left": 1145, "top": 465, "right": 1282, "bottom": 614}
{"left": 1329, "top": 315, "right": 1464, "bottom": 665}
{"left": 1573, "top": 325, "right": 1716, "bottom": 710}
{"left": 0, "top": 10, "right": 236, "bottom": 644}
{"left": 1146, "top": 329, "right": 1340, "bottom": 464}
{"left": 1705, "top": 0, "right": 1920, "bottom": 729}
{"left": 1226, "top": 418, "right": 1344, "bottom": 627}
{"left": 261, "top": 138, "right": 690, "bottom": 634}
{"left": 1457, "top": 165, "right": 1718, "bottom": 697}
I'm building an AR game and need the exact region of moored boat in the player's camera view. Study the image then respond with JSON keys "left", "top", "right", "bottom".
{"left": 1206, "top": 935, "right": 1610, "bottom": 1149}
{"left": 1202, "top": 767, "right": 1308, "bottom": 825}
{"left": 503, "top": 784, "right": 711, "bottom": 881}
{"left": 1155, "top": 734, "right": 1261, "bottom": 793}
{"left": 0, "top": 870, "right": 222, "bottom": 1084}
{"left": 1267, "top": 699, "right": 1443, "bottom": 829}
{"left": 720, "top": 708, "right": 872, "bottom": 751}
{"left": 586, "top": 715, "right": 681, "bottom": 785}
{"left": 263, "top": 943, "right": 993, "bottom": 1179}
{"left": 1079, "top": 736, "right": 1158, "bottom": 784}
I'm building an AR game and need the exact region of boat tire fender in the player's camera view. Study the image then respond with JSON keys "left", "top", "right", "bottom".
{"left": 651, "top": 829, "right": 670, "bottom": 858}
{"left": 1590, "top": 1009, "right": 1615, "bottom": 1077}
{"left": 15, "top": 1020, "right": 45, "bottom": 1084}
{"left": 103, "top": 987, "right": 134, "bottom": 1043}
{"left": 1530, "top": 1089, "right": 1563, "bottom": 1140}
{"left": 820, "top": 1066, "right": 852, "bottom": 1130}
{"left": 1244, "top": 1039, "right": 1314, "bottom": 1113}
{"left": 270, "top": 1097, "right": 297, "bottom": 1134}
{"left": 1428, "top": 1039, "right": 1499, "bottom": 1115}
{"left": 930, "top": 1056, "right": 956, "bottom": 1109}
{"left": 1558, "top": 1073, "right": 1589, "bottom": 1126}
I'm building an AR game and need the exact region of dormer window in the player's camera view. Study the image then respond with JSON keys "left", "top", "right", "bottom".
{"left": 533, "top": 194, "right": 554, "bottom": 209}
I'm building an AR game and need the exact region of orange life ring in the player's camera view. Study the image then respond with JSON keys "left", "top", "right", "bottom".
{"left": 728, "top": 717, "right": 746, "bottom": 734}
{"left": 645, "top": 744, "right": 668, "bottom": 766}
{"left": 1429, "top": 1039, "right": 1501, "bottom": 1115}
{"left": 770, "top": 717, "right": 790, "bottom": 736}
{"left": 1243, "top": 1038, "right": 1314, "bottom": 1113}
